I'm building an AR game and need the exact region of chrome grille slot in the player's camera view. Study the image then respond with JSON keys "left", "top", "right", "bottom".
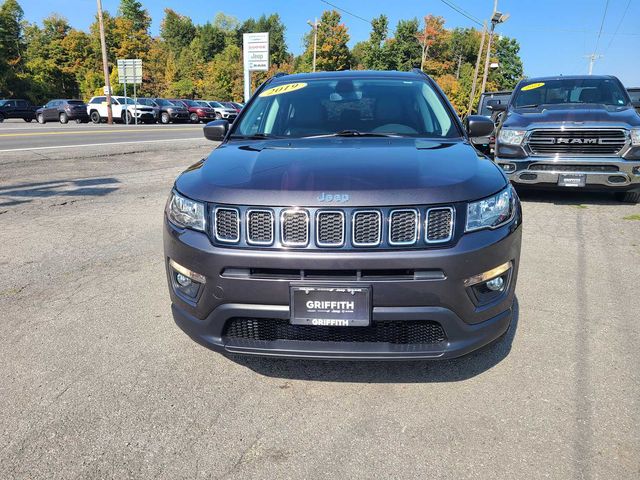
{"left": 280, "top": 209, "right": 309, "bottom": 246}
{"left": 214, "top": 207, "right": 240, "bottom": 243}
{"left": 246, "top": 209, "right": 274, "bottom": 245}
{"left": 425, "top": 207, "right": 454, "bottom": 243}
{"left": 316, "top": 211, "right": 345, "bottom": 246}
{"left": 352, "top": 210, "right": 382, "bottom": 246}
{"left": 389, "top": 209, "right": 418, "bottom": 245}
{"left": 527, "top": 129, "right": 627, "bottom": 156}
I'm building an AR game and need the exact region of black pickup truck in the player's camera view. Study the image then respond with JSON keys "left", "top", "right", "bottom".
{"left": 495, "top": 75, "right": 640, "bottom": 203}
{"left": 0, "top": 99, "right": 37, "bottom": 122}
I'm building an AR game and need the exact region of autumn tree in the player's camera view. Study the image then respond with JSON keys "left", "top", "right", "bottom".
{"left": 315, "top": 10, "right": 351, "bottom": 71}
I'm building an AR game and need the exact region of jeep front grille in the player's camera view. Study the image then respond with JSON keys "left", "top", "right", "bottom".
{"left": 527, "top": 129, "right": 627, "bottom": 156}
{"left": 281, "top": 209, "right": 309, "bottom": 246}
{"left": 214, "top": 207, "right": 240, "bottom": 243}
{"left": 209, "top": 205, "right": 457, "bottom": 249}
{"left": 247, "top": 209, "right": 274, "bottom": 245}
{"left": 426, "top": 207, "right": 454, "bottom": 243}
{"left": 316, "top": 211, "right": 345, "bottom": 246}
{"left": 352, "top": 211, "right": 382, "bottom": 246}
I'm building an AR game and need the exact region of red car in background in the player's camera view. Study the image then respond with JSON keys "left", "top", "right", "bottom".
{"left": 169, "top": 99, "right": 216, "bottom": 123}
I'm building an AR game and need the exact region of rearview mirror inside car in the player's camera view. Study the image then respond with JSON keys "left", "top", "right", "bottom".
{"left": 203, "top": 120, "right": 229, "bottom": 141}
{"left": 464, "top": 115, "right": 495, "bottom": 139}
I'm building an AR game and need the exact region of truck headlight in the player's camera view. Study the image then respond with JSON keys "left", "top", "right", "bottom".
{"left": 631, "top": 128, "right": 640, "bottom": 146}
{"left": 466, "top": 186, "right": 515, "bottom": 232}
{"left": 498, "top": 128, "right": 526, "bottom": 146}
{"left": 166, "top": 191, "right": 205, "bottom": 231}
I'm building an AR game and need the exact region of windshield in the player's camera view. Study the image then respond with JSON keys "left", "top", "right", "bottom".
{"left": 196, "top": 101, "right": 210, "bottom": 107}
{"left": 629, "top": 90, "right": 640, "bottom": 103}
{"left": 208, "top": 101, "right": 222, "bottom": 108}
{"left": 68, "top": 100, "right": 84, "bottom": 105}
{"left": 479, "top": 94, "right": 510, "bottom": 116}
{"left": 512, "top": 78, "right": 629, "bottom": 108}
{"left": 184, "top": 100, "right": 199, "bottom": 107}
{"left": 233, "top": 78, "right": 457, "bottom": 138}
{"left": 156, "top": 99, "right": 174, "bottom": 106}
{"left": 117, "top": 97, "right": 138, "bottom": 105}
{"left": 221, "top": 102, "right": 235, "bottom": 108}
{"left": 137, "top": 98, "right": 154, "bottom": 106}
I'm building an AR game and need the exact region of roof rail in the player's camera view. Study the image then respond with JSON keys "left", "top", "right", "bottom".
{"left": 273, "top": 72, "right": 288, "bottom": 78}
{"left": 411, "top": 68, "right": 427, "bottom": 77}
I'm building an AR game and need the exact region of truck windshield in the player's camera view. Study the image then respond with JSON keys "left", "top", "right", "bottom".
{"left": 513, "top": 78, "right": 629, "bottom": 108}
{"left": 233, "top": 78, "right": 458, "bottom": 139}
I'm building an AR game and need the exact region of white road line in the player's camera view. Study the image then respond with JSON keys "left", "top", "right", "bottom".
{"left": 0, "top": 137, "right": 204, "bottom": 153}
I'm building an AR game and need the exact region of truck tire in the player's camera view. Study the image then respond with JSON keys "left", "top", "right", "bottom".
{"left": 37, "top": 113, "right": 45, "bottom": 124}
{"left": 90, "top": 110, "right": 101, "bottom": 124}
{"left": 59, "top": 112, "right": 68, "bottom": 124}
{"left": 615, "top": 191, "right": 640, "bottom": 204}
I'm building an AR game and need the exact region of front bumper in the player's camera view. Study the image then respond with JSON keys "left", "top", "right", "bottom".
{"left": 163, "top": 214, "right": 522, "bottom": 360}
{"left": 496, "top": 156, "right": 640, "bottom": 191}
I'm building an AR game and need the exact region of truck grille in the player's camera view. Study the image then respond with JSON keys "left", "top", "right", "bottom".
{"left": 527, "top": 129, "right": 627, "bottom": 155}
{"left": 426, "top": 208, "right": 454, "bottom": 243}
{"left": 224, "top": 318, "right": 447, "bottom": 345}
{"left": 210, "top": 206, "right": 456, "bottom": 249}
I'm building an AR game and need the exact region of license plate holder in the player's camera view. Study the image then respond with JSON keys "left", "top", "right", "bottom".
{"left": 558, "top": 173, "right": 586, "bottom": 187}
{"left": 290, "top": 285, "right": 371, "bottom": 327}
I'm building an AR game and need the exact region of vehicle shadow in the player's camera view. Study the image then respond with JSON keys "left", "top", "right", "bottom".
{"left": 515, "top": 187, "right": 620, "bottom": 206}
{"left": 228, "top": 298, "right": 519, "bottom": 383}
{"left": 0, "top": 177, "right": 120, "bottom": 207}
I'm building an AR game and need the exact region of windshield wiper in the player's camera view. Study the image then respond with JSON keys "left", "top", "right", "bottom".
{"left": 229, "top": 133, "right": 280, "bottom": 140}
{"left": 304, "top": 130, "right": 399, "bottom": 138}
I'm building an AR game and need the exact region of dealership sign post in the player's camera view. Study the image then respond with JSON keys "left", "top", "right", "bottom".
{"left": 242, "top": 32, "right": 269, "bottom": 103}
{"left": 117, "top": 59, "right": 143, "bottom": 125}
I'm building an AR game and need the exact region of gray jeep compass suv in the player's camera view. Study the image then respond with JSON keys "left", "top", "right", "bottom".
{"left": 164, "top": 70, "right": 522, "bottom": 360}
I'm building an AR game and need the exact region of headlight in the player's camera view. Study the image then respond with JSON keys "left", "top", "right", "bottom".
{"left": 631, "top": 128, "right": 640, "bottom": 146}
{"left": 498, "top": 128, "right": 526, "bottom": 146}
{"left": 466, "top": 186, "right": 515, "bottom": 232}
{"left": 166, "top": 191, "right": 205, "bottom": 231}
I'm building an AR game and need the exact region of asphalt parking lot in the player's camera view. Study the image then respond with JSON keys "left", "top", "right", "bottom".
{"left": 1, "top": 128, "right": 639, "bottom": 479}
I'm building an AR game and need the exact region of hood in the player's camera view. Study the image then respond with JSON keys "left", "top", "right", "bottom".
{"left": 504, "top": 104, "right": 640, "bottom": 129}
{"left": 175, "top": 138, "right": 507, "bottom": 206}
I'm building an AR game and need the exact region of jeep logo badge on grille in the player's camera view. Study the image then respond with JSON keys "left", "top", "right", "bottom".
{"left": 554, "top": 138, "right": 600, "bottom": 144}
{"left": 317, "top": 192, "right": 350, "bottom": 202}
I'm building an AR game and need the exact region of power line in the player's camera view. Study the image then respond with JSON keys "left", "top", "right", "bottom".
{"left": 593, "top": 0, "right": 610, "bottom": 54}
{"left": 320, "top": 0, "right": 372, "bottom": 25}
{"left": 438, "top": 0, "right": 483, "bottom": 27}
{"left": 604, "top": 0, "right": 632, "bottom": 54}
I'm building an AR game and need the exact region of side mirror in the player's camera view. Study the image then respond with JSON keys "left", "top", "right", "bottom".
{"left": 203, "top": 120, "right": 229, "bottom": 141}
{"left": 464, "top": 115, "right": 496, "bottom": 139}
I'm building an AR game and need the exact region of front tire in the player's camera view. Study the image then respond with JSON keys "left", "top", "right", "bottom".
{"left": 90, "top": 110, "right": 101, "bottom": 124}
{"left": 190, "top": 113, "right": 199, "bottom": 123}
{"left": 37, "top": 113, "right": 45, "bottom": 124}
{"left": 122, "top": 111, "right": 133, "bottom": 124}
{"left": 59, "top": 112, "right": 68, "bottom": 124}
{"left": 24, "top": 118, "right": 33, "bottom": 122}
{"left": 615, "top": 191, "right": 640, "bottom": 204}
{"left": 160, "top": 112, "right": 170, "bottom": 124}
{"left": 215, "top": 112, "right": 222, "bottom": 120}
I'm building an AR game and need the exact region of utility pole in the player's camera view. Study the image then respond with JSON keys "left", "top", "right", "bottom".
{"left": 307, "top": 18, "right": 320, "bottom": 72}
{"left": 467, "top": 22, "right": 487, "bottom": 115}
{"left": 481, "top": 1, "right": 510, "bottom": 96}
{"left": 585, "top": 53, "right": 603, "bottom": 75}
{"left": 96, "top": 0, "right": 113, "bottom": 124}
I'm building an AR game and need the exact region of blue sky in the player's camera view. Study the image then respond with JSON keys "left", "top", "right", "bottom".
{"left": 17, "top": 0, "right": 640, "bottom": 86}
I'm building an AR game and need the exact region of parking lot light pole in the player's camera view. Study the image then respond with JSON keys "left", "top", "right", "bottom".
{"left": 96, "top": 0, "right": 113, "bottom": 124}
{"left": 307, "top": 18, "right": 320, "bottom": 72}
{"left": 467, "top": 21, "right": 487, "bottom": 115}
{"left": 480, "top": 1, "right": 509, "bottom": 96}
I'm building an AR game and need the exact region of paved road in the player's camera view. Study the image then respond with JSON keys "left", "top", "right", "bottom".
{"left": 0, "top": 120, "right": 203, "bottom": 152}
{"left": 0, "top": 141, "right": 639, "bottom": 479}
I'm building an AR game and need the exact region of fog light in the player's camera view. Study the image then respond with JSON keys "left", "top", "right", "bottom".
{"left": 500, "top": 163, "right": 516, "bottom": 173}
{"left": 464, "top": 261, "right": 512, "bottom": 287}
{"left": 169, "top": 259, "right": 206, "bottom": 284}
{"left": 486, "top": 276, "right": 505, "bottom": 291}
{"left": 176, "top": 273, "right": 192, "bottom": 287}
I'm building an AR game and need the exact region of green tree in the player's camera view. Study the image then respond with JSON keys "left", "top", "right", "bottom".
{"left": 361, "top": 15, "right": 391, "bottom": 70}
{"left": 191, "top": 22, "right": 226, "bottom": 62}
{"left": 489, "top": 36, "right": 524, "bottom": 90}
{"left": 118, "top": 0, "right": 150, "bottom": 33}
{"left": 315, "top": 10, "right": 350, "bottom": 71}
{"left": 160, "top": 9, "right": 195, "bottom": 56}
{"left": 388, "top": 19, "right": 421, "bottom": 71}
{"left": 202, "top": 44, "right": 243, "bottom": 101}
{"left": 0, "top": 0, "right": 26, "bottom": 96}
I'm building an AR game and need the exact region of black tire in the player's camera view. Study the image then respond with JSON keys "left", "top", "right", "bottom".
{"left": 122, "top": 111, "right": 133, "bottom": 124}
{"left": 59, "top": 112, "right": 68, "bottom": 124}
{"left": 190, "top": 112, "right": 199, "bottom": 123}
{"left": 215, "top": 112, "right": 222, "bottom": 120}
{"left": 37, "top": 113, "right": 45, "bottom": 124}
{"left": 0, "top": 116, "right": 5, "bottom": 123}
{"left": 160, "top": 112, "right": 170, "bottom": 124}
{"left": 90, "top": 110, "right": 101, "bottom": 124}
{"left": 615, "top": 191, "right": 640, "bottom": 204}
{"left": 24, "top": 117, "right": 33, "bottom": 123}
